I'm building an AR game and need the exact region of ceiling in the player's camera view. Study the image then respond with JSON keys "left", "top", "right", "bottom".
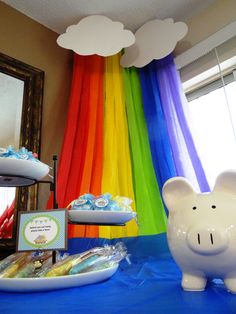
{"left": 1, "top": 0, "right": 216, "bottom": 34}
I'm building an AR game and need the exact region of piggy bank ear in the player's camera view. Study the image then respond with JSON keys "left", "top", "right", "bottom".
{"left": 162, "top": 177, "right": 197, "bottom": 212}
{"left": 213, "top": 170, "right": 236, "bottom": 195}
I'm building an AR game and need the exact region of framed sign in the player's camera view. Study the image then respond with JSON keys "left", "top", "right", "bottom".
{"left": 16, "top": 209, "right": 68, "bottom": 251}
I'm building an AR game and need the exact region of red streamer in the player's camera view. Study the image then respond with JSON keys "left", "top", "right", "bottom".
{"left": 0, "top": 199, "right": 14, "bottom": 238}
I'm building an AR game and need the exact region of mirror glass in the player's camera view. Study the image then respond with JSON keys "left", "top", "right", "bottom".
{"left": 0, "top": 52, "right": 44, "bottom": 256}
{"left": 0, "top": 72, "right": 24, "bottom": 147}
{"left": 0, "top": 73, "right": 24, "bottom": 239}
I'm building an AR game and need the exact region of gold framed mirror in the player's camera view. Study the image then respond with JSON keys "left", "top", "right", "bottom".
{"left": 0, "top": 52, "right": 44, "bottom": 256}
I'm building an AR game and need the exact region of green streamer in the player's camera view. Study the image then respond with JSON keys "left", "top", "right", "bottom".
{"left": 123, "top": 67, "right": 167, "bottom": 235}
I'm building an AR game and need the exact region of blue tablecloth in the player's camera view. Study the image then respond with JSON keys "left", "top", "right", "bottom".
{"left": 1, "top": 233, "right": 236, "bottom": 314}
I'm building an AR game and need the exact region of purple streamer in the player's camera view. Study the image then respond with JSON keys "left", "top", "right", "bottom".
{"left": 155, "top": 55, "right": 210, "bottom": 192}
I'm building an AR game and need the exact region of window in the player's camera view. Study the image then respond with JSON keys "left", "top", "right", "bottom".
{"left": 185, "top": 71, "right": 236, "bottom": 189}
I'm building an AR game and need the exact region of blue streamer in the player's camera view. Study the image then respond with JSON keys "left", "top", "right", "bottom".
{"left": 139, "top": 61, "right": 177, "bottom": 190}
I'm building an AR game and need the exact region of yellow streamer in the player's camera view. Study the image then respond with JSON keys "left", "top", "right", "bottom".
{"left": 100, "top": 54, "right": 138, "bottom": 239}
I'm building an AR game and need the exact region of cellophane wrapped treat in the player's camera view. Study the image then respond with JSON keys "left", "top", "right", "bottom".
{"left": 69, "top": 242, "right": 130, "bottom": 275}
{"left": 0, "top": 251, "right": 53, "bottom": 278}
{"left": 44, "top": 253, "right": 85, "bottom": 277}
{"left": 14, "top": 251, "right": 52, "bottom": 278}
{"left": 0, "top": 252, "right": 32, "bottom": 278}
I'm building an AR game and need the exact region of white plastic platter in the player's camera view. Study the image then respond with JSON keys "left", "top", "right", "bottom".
{"left": 0, "top": 158, "right": 49, "bottom": 182}
{"left": 68, "top": 210, "right": 137, "bottom": 224}
{"left": 0, "top": 264, "right": 118, "bottom": 292}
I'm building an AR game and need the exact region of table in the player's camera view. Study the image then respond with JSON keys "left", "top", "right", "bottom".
{"left": 1, "top": 233, "right": 236, "bottom": 314}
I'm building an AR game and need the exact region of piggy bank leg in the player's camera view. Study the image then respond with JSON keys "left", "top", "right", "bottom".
{"left": 182, "top": 273, "right": 207, "bottom": 291}
{"left": 224, "top": 277, "right": 236, "bottom": 294}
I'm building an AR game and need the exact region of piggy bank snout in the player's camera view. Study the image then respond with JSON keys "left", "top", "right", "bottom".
{"left": 187, "top": 226, "right": 228, "bottom": 255}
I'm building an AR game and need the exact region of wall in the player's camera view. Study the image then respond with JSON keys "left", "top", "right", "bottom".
{"left": 0, "top": 2, "right": 73, "bottom": 208}
{"left": 176, "top": 0, "right": 236, "bottom": 55}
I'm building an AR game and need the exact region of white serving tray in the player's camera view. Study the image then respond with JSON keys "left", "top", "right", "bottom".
{"left": 68, "top": 209, "right": 137, "bottom": 225}
{"left": 0, "top": 158, "right": 49, "bottom": 183}
{"left": 0, "top": 264, "right": 118, "bottom": 292}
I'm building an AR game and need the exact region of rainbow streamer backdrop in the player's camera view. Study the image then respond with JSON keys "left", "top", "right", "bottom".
{"left": 50, "top": 53, "right": 168, "bottom": 239}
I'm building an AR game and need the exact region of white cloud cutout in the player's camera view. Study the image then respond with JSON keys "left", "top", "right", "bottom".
{"left": 120, "top": 18, "right": 188, "bottom": 68}
{"left": 57, "top": 15, "right": 135, "bottom": 57}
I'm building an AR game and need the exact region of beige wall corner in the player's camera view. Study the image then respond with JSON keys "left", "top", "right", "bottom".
{"left": 175, "top": 0, "right": 236, "bottom": 55}
{"left": 0, "top": 2, "right": 73, "bottom": 209}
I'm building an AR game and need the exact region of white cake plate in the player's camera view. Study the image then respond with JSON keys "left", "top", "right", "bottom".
{"left": 0, "top": 158, "right": 49, "bottom": 186}
{"left": 0, "top": 264, "right": 118, "bottom": 292}
{"left": 68, "top": 210, "right": 137, "bottom": 225}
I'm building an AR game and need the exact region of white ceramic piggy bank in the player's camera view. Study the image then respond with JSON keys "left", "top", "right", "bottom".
{"left": 162, "top": 170, "right": 236, "bottom": 293}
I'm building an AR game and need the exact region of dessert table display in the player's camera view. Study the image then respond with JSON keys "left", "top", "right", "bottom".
{"left": 0, "top": 147, "right": 136, "bottom": 292}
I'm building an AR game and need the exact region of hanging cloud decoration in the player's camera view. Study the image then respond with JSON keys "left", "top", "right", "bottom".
{"left": 120, "top": 18, "right": 188, "bottom": 68}
{"left": 57, "top": 15, "right": 135, "bottom": 57}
